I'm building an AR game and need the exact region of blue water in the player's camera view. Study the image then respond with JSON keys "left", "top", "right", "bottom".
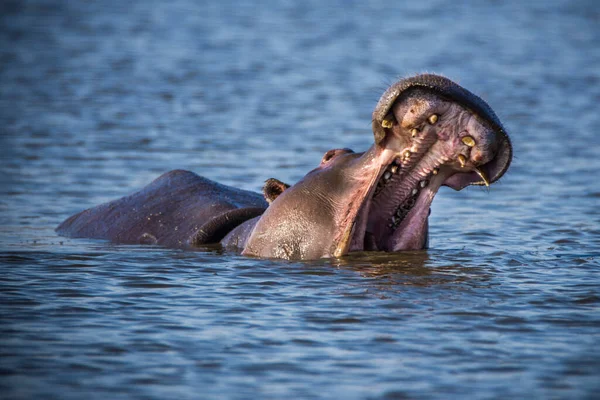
{"left": 1, "top": 0, "right": 599, "bottom": 398}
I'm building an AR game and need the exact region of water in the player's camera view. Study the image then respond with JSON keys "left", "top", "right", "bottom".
{"left": 1, "top": 0, "right": 599, "bottom": 398}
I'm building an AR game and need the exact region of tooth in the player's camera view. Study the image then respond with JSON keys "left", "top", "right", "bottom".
{"left": 411, "top": 128, "right": 419, "bottom": 138}
{"left": 474, "top": 166, "right": 490, "bottom": 187}
{"left": 432, "top": 168, "right": 439, "bottom": 175}
{"left": 383, "top": 171, "right": 391, "bottom": 180}
{"left": 392, "top": 216, "right": 397, "bottom": 224}
{"left": 420, "top": 180, "right": 428, "bottom": 188}
{"left": 461, "top": 136, "right": 476, "bottom": 147}
{"left": 458, "top": 154, "right": 467, "bottom": 168}
{"left": 390, "top": 165, "right": 398, "bottom": 174}
{"left": 428, "top": 114, "right": 438, "bottom": 124}
{"left": 412, "top": 188, "right": 418, "bottom": 196}
{"left": 381, "top": 119, "right": 393, "bottom": 128}
{"left": 403, "top": 150, "right": 411, "bottom": 160}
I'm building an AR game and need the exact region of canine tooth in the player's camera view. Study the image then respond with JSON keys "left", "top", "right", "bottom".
{"left": 461, "top": 136, "right": 476, "bottom": 147}
{"left": 428, "top": 114, "right": 438, "bottom": 124}
{"left": 474, "top": 166, "right": 490, "bottom": 187}
{"left": 458, "top": 154, "right": 467, "bottom": 167}
{"left": 390, "top": 165, "right": 398, "bottom": 174}
{"left": 383, "top": 171, "right": 392, "bottom": 180}
{"left": 412, "top": 188, "right": 418, "bottom": 196}
{"left": 411, "top": 128, "right": 419, "bottom": 137}
{"left": 420, "top": 180, "right": 428, "bottom": 188}
{"left": 382, "top": 119, "right": 393, "bottom": 128}
{"left": 432, "top": 168, "right": 439, "bottom": 175}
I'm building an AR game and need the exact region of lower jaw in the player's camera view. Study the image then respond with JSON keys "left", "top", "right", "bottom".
{"left": 387, "top": 184, "right": 437, "bottom": 251}
{"left": 365, "top": 167, "right": 448, "bottom": 252}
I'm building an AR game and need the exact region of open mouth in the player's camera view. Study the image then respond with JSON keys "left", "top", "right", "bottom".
{"left": 363, "top": 149, "right": 455, "bottom": 252}
{"left": 347, "top": 74, "right": 512, "bottom": 253}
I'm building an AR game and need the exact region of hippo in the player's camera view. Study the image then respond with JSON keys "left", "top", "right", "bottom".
{"left": 56, "top": 74, "right": 512, "bottom": 260}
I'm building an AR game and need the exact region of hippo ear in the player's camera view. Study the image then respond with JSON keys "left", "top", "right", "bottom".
{"left": 263, "top": 178, "right": 290, "bottom": 204}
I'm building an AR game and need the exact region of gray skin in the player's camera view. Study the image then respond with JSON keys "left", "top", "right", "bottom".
{"left": 56, "top": 170, "right": 268, "bottom": 248}
{"left": 57, "top": 74, "right": 512, "bottom": 260}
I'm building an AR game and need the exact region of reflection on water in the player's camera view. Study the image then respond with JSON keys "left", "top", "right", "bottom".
{"left": 1, "top": 0, "right": 600, "bottom": 398}
{"left": 335, "top": 251, "right": 487, "bottom": 282}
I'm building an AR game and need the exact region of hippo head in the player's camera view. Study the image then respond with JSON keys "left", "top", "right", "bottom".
{"left": 242, "top": 74, "right": 512, "bottom": 259}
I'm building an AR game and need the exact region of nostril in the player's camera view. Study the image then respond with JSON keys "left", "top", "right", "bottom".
{"left": 321, "top": 148, "right": 355, "bottom": 164}
{"left": 322, "top": 150, "right": 337, "bottom": 163}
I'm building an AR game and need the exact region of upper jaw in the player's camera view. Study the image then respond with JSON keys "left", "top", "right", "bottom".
{"left": 372, "top": 74, "right": 512, "bottom": 188}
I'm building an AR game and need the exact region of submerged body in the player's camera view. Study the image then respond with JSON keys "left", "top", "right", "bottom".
{"left": 57, "top": 74, "right": 512, "bottom": 260}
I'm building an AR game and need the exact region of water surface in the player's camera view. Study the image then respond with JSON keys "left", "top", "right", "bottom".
{"left": 1, "top": 0, "right": 599, "bottom": 398}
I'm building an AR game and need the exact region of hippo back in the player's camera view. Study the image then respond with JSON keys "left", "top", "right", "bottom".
{"left": 56, "top": 170, "right": 267, "bottom": 247}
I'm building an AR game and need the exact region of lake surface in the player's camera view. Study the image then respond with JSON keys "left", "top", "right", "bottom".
{"left": 1, "top": 0, "right": 599, "bottom": 398}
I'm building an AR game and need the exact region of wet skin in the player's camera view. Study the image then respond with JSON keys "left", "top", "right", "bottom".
{"left": 57, "top": 74, "right": 512, "bottom": 260}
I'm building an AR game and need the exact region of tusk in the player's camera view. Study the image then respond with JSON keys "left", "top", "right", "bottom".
{"left": 474, "top": 167, "right": 490, "bottom": 187}
{"left": 381, "top": 113, "right": 395, "bottom": 128}
{"left": 461, "top": 136, "right": 476, "bottom": 147}
{"left": 381, "top": 119, "right": 393, "bottom": 128}
{"left": 333, "top": 221, "right": 355, "bottom": 258}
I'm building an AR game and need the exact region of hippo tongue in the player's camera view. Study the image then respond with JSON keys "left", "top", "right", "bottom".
{"left": 388, "top": 166, "right": 453, "bottom": 250}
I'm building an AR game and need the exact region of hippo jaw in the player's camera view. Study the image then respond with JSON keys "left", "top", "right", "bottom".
{"left": 347, "top": 75, "right": 513, "bottom": 253}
